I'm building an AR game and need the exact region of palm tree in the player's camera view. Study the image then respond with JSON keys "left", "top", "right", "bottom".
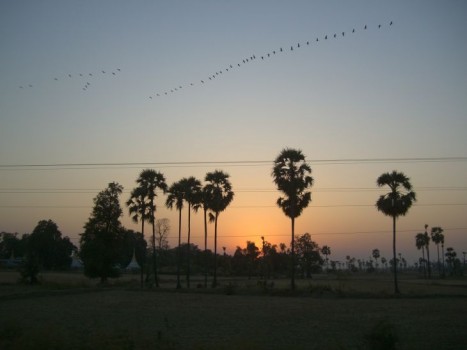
{"left": 372, "top": 249, "right": 380, "bottom": 269}
{"left": 272, "top": 148, "right": 313, "bottom": 290}
{"left": 423, "top": 224, "right": 432, "bottom": 278}
{"left": 204, "top": 170, "right": 234, "bottom": 288}
{"left": 376, "top": 170, "right": 416, "bottom": 294}
{"left": 137, "top": 169, "right": 167, "bottom": 287}
{"left": 431, "top": 226, "right": 445, "bottom": 277}
{"left": 126, "top": 187, "right": 149, "bottom": 288}
{"left": 415, "top": 232, "right": 427, "bottom": 278}
{"left": 201, "top": 185, "right": 214, "bottom": 288}
{"left": 166, "top": 180, "right": 185, "bottom": 289}
{"left": 321, "top": 245, "right": 331, "bottom": 271}
{"left": 184, "top": 176, "right": 202, "bottom": 288}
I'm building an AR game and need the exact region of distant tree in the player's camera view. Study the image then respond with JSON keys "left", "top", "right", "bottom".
{"left": 26, "top": 219, "right": 75, "bottom": 270}
{"left": 423, "top": 224, "right": 432, "bottom": 278}
{"left": 272, "top": 148, "right": 313, "bottom": 290}
{"left": 372, "top": 249, "right": 380, "bottom": 269}
{"left": 155, "top": 218, "right": 170, "bottom": 250}
{"left": 261, "top": 236, "right": 278, "bottom": 279}
{"left": 445, "top": 247, "right": 460, "bottom": 275}
{"left": 200, "top": 184, "right": 215, "bottom": 288}
{"left": 0, "top": 232, "right": 26, "bottom": 260}
{"left": 204, "top": 170, "right": 234, "bottom": 287}
{"left": 80, "top": 182, "right": 125, "bottom": 283}
{"left": 430, "top": 226, "right": 445, "bottom": 277}
{"left": 415, "top": 232, "right": 427, "bottom": 278}
{"left": 166, "top": 180, "right": 186, "bottom": 289}
{"left": 376, "top": 170, "right": 416, "bottom": 294}
{"left": 381, "top": 257, "right": 387, "bottom": 270}
{"left": 245, "top": 241, "right": 260, "bottom": 279}
{"left": 126, "top": 186, "right": 150, "bottom": 287}
{"left": 321, "top": 245, "right": 331, "bottom": 271}
{"left": 137, "top": 169, "right": 167, "bottom": 287}
{"left": 294, "top": 233, "right": 322, "bottom": 278}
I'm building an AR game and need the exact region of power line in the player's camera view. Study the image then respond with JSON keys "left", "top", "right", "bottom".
{"left": 1, "top": 156, "right": 466, "bottom": 170}
{"left": 1, "top": 186, "right": 466, "bottom": 194}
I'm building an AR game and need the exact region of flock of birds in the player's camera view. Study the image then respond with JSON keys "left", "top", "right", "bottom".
{"left": 148, "top": 21, "right": 393, "bottom": 100}
{"left": 18, "top": 68, "right": 122, "bottom": 92}
{"left": 17, "top": 21, "right": 392, "bottom": 100}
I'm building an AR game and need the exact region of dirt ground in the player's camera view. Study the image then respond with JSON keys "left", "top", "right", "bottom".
{"left": 1, "top": 271, "right": 466, "bottom": 349}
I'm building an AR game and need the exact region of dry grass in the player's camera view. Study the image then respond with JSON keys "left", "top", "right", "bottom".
{"left": 0, "top": 270, "right": 466, "bottom": 349}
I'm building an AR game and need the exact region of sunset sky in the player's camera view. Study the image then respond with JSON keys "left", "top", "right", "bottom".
{"left": 1, "top": 1, "right": 466, "bottom": 264}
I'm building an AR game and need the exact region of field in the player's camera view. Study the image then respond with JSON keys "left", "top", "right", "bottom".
{"left": 1, "top": 271, "right": 466, "bottom": 349}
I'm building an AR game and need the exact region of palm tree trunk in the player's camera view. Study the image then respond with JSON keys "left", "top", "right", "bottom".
{"left": 291, "top": 216, "right": 296, "bottom": 291}
{"left": 441, "top": 244, "right": 445, "bottom": 278}
{"left": 392, "top": 216, "right": 400, "bottom": 294}
{"left": 187, "top": 204, "right": 191, "bottom": 288}
{"left": 152, "top": 216, "right": 159, "bottom": 287}
{"left": 177, "top": 208, "right": 182, "bottom": 289}
{"left": 140, "top": 220, "right": 144, "bottom": 289}
{"left": 436, "top": 244, "right": 441, "bottom": 277}
{"left": 426, "top": 243, "right": 431, "bottom": 279}
{"left": 212, "top": 213, "right": 218, "bottom": 288}
{"left": 204, "top": 207, "right": 208, "bottom": 288}
{"left": 421, "top": 247, "right": 426, "bottom": 278}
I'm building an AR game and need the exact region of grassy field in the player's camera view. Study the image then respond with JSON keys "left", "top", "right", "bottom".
{"left": 1, "top": 270, "right": 466, "bottom": 349}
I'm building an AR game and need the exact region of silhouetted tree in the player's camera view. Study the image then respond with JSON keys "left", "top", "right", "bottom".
{"left": 376, "top": 170, "right": 416, "bottom": 294}
{"left": 166, "top": 180, "right": 186, "bottom": 289}
{"left": 201, "top": 184, "right": 215, "bottom": 288}
{"left": 294, "top": 233, "right": 322, "bottom": 278}
{"left": 137, "top": 169, "right": 167, "bottom": 287}
{"left": 26, "top": 219, "right": 75, "bottom": 270}
{"left": 80, "top": 182, "right": 125, "bottom": 283}
{"left": 155, "top": 218, "right": 170, "bottom": 250}
{"left": 272, "top": 148, "right": 313, "bottom": 290}
{"left": 184, "top": 176, "right": 202, "bottom": 288}
{"left": 321, "top": 245, "right": 331, "bottom": 271}
{"left": 431, "top": 226, "right": 445, "bottom": 277}
{"left": 126, "top": 186, "right": 149, "bottom": 287}
{"left": 204, "top": 170, "right": 234, "bottom": 287}
{"left": 372, "top": 249, "right": 380, "bottom": 269}
{"left": 423, "top": 224, "right": 432, "bottom": 278}
{"left": 415, "top": 232, "right": 427, "bottom": 278}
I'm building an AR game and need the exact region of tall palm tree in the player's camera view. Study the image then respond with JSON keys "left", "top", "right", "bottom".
{"left": 166, "top": 180, "right": 185, "bottom": 289}
{"left": 126, "top": 187, "right": 149, "bottom": 288}
{"left": 184, "top": 176, "right": 202, "bottom": 288}
{"left": 201, "top": 184, "right": 215, "bottom": 288}
{"left": 272, "top": 148, "right": 313, "bottom": 290}
{"left": 137, "top": 169, "right": 167, "bottom": 287}
{"left": 376, "top": 170, "right": 416, "bottom": 294}
{"left": 321, "top": 245, "right": 331, "bottom": 271}
{"left": 431, "top": 226, "right": 445, "bottom": 277}
{"left": 415, "top": 232, "right": 427, "bottom": 278}
{"left": 372, "top": 249, "right": 380, "bottom": 269}
{"left": 423, "top": 224, "right": 432, "bottom": 279}
{"left": 204, "top": 170, "right": 234, "bottom": 288}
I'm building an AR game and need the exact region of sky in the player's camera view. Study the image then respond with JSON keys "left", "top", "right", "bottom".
{"left": 1, "top": 0, "right": 467, "bottom": 264}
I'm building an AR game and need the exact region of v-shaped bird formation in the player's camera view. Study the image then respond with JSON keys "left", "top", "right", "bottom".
{"left": 18, "top": 68, "right": 122, "bottom": 92}
{"left": 16, "top": 21, "right": 392, "bottom": 100}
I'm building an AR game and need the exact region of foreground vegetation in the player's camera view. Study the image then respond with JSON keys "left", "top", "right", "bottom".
{"left": 1, "top": 271, "right": 466, "bottom": 350}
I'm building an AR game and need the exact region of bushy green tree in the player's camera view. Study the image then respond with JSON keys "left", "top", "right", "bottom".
{"left": 80, "top": 182, "right": 125, "bottom": 283}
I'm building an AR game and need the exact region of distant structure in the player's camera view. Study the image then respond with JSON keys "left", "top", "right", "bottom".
{"left": 70, "top": 251, "right": 83, "bottom": 269}
{"left": 125, "top": 249, "right": 140, "bottom": 271}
